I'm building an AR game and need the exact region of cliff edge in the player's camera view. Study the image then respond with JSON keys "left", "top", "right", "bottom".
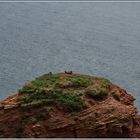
{"left": 0, "top": 72, "right": 140, "bottom": 138}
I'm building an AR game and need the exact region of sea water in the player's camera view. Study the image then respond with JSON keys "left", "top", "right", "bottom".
{"left": 0, "top": 3, "right": 140, "bottom": 111}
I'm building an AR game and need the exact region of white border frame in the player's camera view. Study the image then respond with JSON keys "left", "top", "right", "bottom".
{"left": 0, "top": 1, "right": 139, "bottom": 139}
{"left": 0, "top": 0, "right": 140, "bottom": 3}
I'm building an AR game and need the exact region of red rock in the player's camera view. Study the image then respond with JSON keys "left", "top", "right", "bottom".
{"left": 0, "top": 73, "right": 139, "bottom": 138}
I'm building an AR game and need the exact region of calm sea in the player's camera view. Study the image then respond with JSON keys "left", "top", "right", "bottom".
{"left": 0, "top": 3, "right": 140, "bottom": 111}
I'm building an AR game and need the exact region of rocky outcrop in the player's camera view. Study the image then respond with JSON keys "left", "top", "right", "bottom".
{"left": 0, "top": 72, "right": 139, "bottom": 138}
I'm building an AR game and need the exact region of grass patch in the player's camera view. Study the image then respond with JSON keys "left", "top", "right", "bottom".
{"left": 85, "top": 77, "right": 110, "bottom": 100}
{"left": 94, "top": 77, "right": 110, "bottom": 87}
{"left": 68, "top": 75, "right": 92, "bottom": 87}
{"left": 54, "top": 82, "right": 64, "bottom": 88}
{"left": 57, "top": 93, "right": 86, "bottom": 112}
{"left": 85, "top": 87, "right": 108, "bottom": 100}
{"left": 19, "top": 91, "right": 86, "bottom": 112}
{"left": 19, "top": 74, "right": 59, "bottom": 94}
{"left": 32, "top": 74, "right": 59, "bottom": 88}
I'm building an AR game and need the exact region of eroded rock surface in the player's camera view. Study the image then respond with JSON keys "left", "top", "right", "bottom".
{"left": 0, "top": 72, "right": 139, "bottom": 138}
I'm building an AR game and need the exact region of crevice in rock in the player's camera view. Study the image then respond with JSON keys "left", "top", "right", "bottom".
{"left": 73, "top": 127, "right": 77, "bottom": 138}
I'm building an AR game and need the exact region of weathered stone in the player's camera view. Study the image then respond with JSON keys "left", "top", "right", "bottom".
{"left": 0, "top": 104, "right": 4, "bottom": 110}
{"left": 4, "top": 104, "right": 17, "bottom": 110}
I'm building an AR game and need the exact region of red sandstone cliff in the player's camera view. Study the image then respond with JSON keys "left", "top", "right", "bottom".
{"left": 0, "top": 72, "right": 139, "bottom": 138}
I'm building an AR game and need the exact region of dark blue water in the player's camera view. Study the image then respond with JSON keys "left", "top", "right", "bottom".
{"left": 0, "top": 2, "right": 140, "bottom": 111}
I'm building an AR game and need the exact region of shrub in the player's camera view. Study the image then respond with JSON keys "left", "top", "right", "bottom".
{"left": 56, "top": 93, "right": 86, "bottom": 112}
{"left": 85, "top": 77, "right": 110, "bottom": 100}
{"left": 85, "top": 87, "right": 108, "bottom": 100}
{"left": 19, "top": 83, "right": 36, "bottom": 94}
{"left": 68, "top": 75, "right": 92, "bottom": 87}
{"left": 54, "top": 82, "right": 63, "bottom": 88}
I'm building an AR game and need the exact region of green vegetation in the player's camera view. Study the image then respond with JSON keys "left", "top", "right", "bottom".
{"left": 19, "top": 83, "right": 36, "bottom": 94}
{"left": 54, "top": 82, "right": 64, "bottom": 88}
{"left": 68, "top": 75, "right": 92, "bottom": 87}
{"left": 85, "top": 78, "right": 110, "bottom": 100}
{"left": 19, "top": 91, "right": 86, "bottom": 112}
{"left": 32, "top": 74, "right": 59, "bottom": 88}
{"left": 19, "top": 74, "right": 59, "bottom": 94}
{"left": 94, "top": 77, "right": 110, "bottom": 87}
{"left": 18, "top": 73, "right": 111, "bottom": 112}
{"left": 85, "top": 87, "right": 108, "bottom": 100}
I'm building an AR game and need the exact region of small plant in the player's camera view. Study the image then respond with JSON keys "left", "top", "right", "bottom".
{"left": 68, "top": 75, "right": 92, "bottom": 87}
{"left": 19, "top": 83, "right": 36, "bottom": 94}
{"left": 85, "top": 87, "right": 108, "bottom": 100}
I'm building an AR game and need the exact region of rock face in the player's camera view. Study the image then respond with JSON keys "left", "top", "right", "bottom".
{"left": 0, "top": 72, "right": 139, "bottom": 138}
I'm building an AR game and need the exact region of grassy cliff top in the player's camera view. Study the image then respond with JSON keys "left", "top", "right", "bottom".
{"left": 18, "top": 72, "right": 111, "bottom": 112}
